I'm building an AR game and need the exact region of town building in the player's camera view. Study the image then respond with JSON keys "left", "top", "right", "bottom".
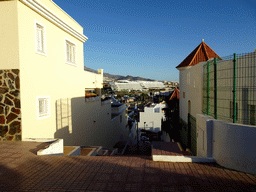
{"left": 176, "top": 40, "right": 256, "bottom": 175}
{"left": 138, "top": 102, "right": 166, "bottom": 133}
{"left": 109, "top": 80, "right": 165, "bottom": 91}
{"left": 176, "top": 40, "right": 220, "bottom": 123}
{"left": 0, "top": 0, "right": 131, "bottom": 149}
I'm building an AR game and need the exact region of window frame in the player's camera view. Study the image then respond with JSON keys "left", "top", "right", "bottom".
{"left": 35, "top": 20, "right": 47, "bottom": 56}
{"left": 37, "top": 96, "right": 50, "bottom": 119}
{"left": 65, "top": 38, "right": 77, "bottom": 66}
{"left": 154, "top": 108, "right": 160, "bottom": 113}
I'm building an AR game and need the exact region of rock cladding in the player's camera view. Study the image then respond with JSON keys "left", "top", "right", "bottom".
{"left": 0, "top": 69, "right": 21, "bottom": 141}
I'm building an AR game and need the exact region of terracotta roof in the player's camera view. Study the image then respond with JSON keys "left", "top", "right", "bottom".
{"left": 176, "top": 41, "right": 220, "bottom": 68}
{"left": 169, "top": 88, "right": 180, "bottom": 100}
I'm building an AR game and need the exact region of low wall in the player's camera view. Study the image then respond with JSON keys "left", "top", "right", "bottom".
{"left": 197, "top": 114, "right": 256, "bottom": 175}
{"left": 196, "top": 114, "right": 213, "bottom": 158}
{"left": 23, "top": 138, "right": 64, "bottom": 155}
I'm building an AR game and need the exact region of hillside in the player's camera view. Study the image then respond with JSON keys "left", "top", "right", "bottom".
{"left": 84, "top": 66, "right": 156, "bottom": 82}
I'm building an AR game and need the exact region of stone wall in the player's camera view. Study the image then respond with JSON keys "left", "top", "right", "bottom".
{"left": 0, "top": 69, "right": 21, "bottom": 141}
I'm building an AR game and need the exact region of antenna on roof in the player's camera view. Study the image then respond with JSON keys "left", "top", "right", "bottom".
{"left": 202, "top": 39, "right": 204, "bottom": 42}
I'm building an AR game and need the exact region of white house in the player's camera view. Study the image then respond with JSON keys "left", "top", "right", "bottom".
{"left": 138, "top": 102, "right": 166, "bottom": 133}
{"left": 0, "top": 0, "right": 130, "bottom": 149}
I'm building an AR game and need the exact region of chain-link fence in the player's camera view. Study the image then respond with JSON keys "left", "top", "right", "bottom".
{"left": 203, "top": 51, "right": 256, "bottom": 125}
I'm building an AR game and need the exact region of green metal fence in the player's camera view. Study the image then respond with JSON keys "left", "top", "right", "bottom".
{"left": 203, "top": 51, "right": 256, "bottom": 125}
{"left": 188, "top": 114, "right": 197, "bottom": 156}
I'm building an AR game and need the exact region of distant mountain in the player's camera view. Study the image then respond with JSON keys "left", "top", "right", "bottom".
{"left": 84, "top": 66, "right": 156, "bottom": 82}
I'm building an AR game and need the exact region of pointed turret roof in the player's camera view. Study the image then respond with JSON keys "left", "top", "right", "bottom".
{"left": 169, "top": 88, "right": 180, "bottom": 100}
{"left": 176, "top": 41, "right": 220, "bottom": 68}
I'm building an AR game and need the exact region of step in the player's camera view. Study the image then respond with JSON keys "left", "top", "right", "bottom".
{"left": 153, "top": 155, "right": 215, "bottom": 163}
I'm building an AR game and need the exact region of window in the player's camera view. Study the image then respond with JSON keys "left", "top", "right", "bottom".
{"left": 66, "top": 40, "right": 76, "bottom": 65}
{"left": 35, "top": 21, "right": 46, "bottom": 55}
{"left": 154, "top": 108, "right": 160, "bottom": 113}
{"left": 37, "top": 96, "right": 50, "bottom": 119}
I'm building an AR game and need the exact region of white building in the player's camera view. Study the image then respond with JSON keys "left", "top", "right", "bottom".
{"left": 176, "top": 41, "right": 256, "bottom": 175}
{"left": 138, "top": 102, "right": 166, "bottom": 133}
{"left": 0, "top": 0, "right": 130, "bottom": 149}
{"left": 176, "top": 41, "right": 220, "bottom": 124}
{"left": 109, "top": 80, "right": 165, "bottom": 91}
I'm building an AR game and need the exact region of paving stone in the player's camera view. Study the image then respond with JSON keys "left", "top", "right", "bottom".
{"left": 0, "top": 141, "right": 255, "bottom": 191}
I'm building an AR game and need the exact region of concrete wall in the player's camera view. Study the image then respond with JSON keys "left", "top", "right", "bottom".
{"left": 196, "top": 114, "right": 214, "bottom": 158}
{"left": 178, "top": 62, "right": 205, "bottom": 123}
{"left": 129, "top": 121, "right": 137, "bottom": 145}
{"left": 55, "top": 98, "right": 129, "bottom": 148}
{"left": 37, "top": 139, "right": 64, "bottom": 156}
{"left": 197, "top": 114, "right": 256, "bottom": 175}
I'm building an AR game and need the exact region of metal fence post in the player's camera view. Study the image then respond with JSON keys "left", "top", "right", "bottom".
{"left": 214, "top": 57, "right": 217, "bottom": 119}
{"left": 207, "top": 61, "right": 210, "bottom": 115}
{"left": 233, "top": 53, "right": 237, "bottom": 123}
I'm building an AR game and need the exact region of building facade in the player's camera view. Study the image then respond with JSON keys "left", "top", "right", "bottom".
{"left": 0, "top": 0, "right": 130, "bottom": 148}
{"left": 176, "top": 40, "right": 220, "bottom": 154}
{"left": 138, "top": 102, "right": 166, "bottom": 133}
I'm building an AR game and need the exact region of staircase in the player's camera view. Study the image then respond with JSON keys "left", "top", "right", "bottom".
{"left": 152, "top": 141, "right": 215, "bottom": 163}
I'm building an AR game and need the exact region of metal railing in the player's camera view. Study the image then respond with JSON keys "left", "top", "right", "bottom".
{"left": 202, "top": 51, "right": 256, "bottom": 125}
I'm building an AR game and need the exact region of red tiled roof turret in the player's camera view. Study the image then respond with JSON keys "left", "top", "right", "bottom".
{"left": 176, "top": 41, "right": 220, "bottom": 68}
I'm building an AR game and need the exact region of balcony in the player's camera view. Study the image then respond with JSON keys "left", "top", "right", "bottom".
{"left": 111, "top": 103, "right": 127, "bottom": 116}
{"left": 85, "top": 88, "right": 101, "bottom": 102}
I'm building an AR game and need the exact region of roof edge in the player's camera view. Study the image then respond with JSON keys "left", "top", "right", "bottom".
{"left": 19, "top": 0, "right": 88, "bottom": 42}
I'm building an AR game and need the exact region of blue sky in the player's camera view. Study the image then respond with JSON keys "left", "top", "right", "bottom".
{"left": 54, "top": 0, "right": 256, "bottom": 81}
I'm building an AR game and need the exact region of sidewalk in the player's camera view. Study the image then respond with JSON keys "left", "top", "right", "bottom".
{"left": 152, "top": 141, "right": 192, "bottom": 156}
{"left": 0, "top": 141, "right": 255, "bottom": 191}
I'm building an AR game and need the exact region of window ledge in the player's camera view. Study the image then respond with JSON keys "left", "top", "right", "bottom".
{"left": 65, "top": 61, "right": 77, "bottom": 67}
{"left": 36, "top": 51, "right": 47, "bottom": 57}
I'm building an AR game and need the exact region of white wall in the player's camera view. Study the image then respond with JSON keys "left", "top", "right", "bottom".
{"left": 129, "top": 121, "right": 137, "bottom": 145}
{"left": 196, "top": 114, "right": 214, "bottom": 158}
{"left": 55, "top": 98, "right": 129, "bottom": 148}
{"left": 178, "top": 62, "right": 205, "bottom": 122}
{"left": 138, "top": 103, "right": 165, "bottom": 133}
{"left": 0, "top": 0, "right": 20, "bottom": 69}
{"left": 197, "top": 114, "right": 256, "bottom": 175}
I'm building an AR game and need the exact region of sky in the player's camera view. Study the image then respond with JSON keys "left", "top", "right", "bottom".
{"left": 54, "top": 0, "right": 256, "bottom": 82}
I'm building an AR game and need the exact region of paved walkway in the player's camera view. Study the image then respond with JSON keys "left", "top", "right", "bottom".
{"left": 152, "top": 141, "right": 192, "bottom": 156}
{"left": 0, "top": 141, "right": 256, "bottom": 191}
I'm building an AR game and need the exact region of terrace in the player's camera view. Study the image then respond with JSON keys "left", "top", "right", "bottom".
{"left": 0, "top": 141, "right": 255, "bottom": 191}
